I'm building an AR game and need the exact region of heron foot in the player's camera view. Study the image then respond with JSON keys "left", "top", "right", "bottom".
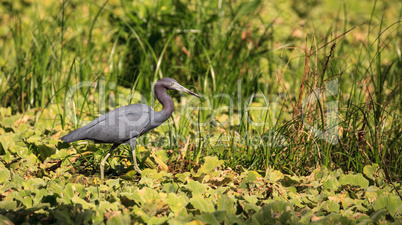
{"left": 99, "top": 144, "right": 119, "bottom": 180}
{"left": 130, "top": 138, "right": 142, "bottom": 175}
{"left": 100, "top": 152, "right": 111, "bottom": 180}
{"left": 132, "top": 152, "right": 142, "bottom": 174}
{"left": 134, "top": 164, "right": 142, "bottom": 174}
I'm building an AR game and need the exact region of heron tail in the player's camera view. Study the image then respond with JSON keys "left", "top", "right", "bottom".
{"left": 60, "top": 128, "right": 84, "bottom": 142}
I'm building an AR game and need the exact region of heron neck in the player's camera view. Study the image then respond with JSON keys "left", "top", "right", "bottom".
{"left": 154, "top": 84, "right": 174, "bottom": 123}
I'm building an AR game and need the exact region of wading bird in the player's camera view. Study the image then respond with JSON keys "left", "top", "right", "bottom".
{"left": 61, "top": 77, "right": 200, "bottom": 179}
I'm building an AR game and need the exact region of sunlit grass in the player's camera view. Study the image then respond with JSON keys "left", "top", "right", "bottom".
{"left": 0, "top": 0, "right": 401, "bottom": 223}
{"left": 0, "top": 0, "right": 401, "bottom": 180}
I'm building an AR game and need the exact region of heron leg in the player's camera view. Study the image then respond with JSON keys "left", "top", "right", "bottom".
{"left": 100, "top": 144, "right": 120, "bottom": 180}
{"left": 130, "top": 138, "right": 142, "bottom": 174}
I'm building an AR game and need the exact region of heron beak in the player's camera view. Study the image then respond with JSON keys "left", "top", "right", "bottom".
{"left": 172, "top": 83, "right": 200, "bottom": 98}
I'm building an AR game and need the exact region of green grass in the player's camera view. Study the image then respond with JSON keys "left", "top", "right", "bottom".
{"left": 0, "top": 0, "right": 401, "bottom": 223}
{"left": 1, "top": 0, "right": 401, "bottom": 179}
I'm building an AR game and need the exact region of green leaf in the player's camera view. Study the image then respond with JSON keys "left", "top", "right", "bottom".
{"left": 247, "top": 201, "right": 297, "bottom": 225}
{"left": 0, "top": 134, "right": 14, "bottom": 153}
{"left": 175, "top": 172, "right": 190, "bottom": 183}
{"left": 187, "top": 180, "right": 208, "bottom": 196}
{"left": 311, "top": 166, "right": 330, "bottom": 180}
{"left": 0, "top": 107, "right": 12, "bottom": 117}
{"left": 22, "top": 196, "right": 33, "bottom": 208}
{"left": 395, "top": 204, "right": 402, "bottom": 220}
{"left": 339, "top": 173, "right": 369, "bottom": 188}
{"left": 0, "top": 168, "right": 10, "bottom": 183}
{"left": 27, "top": 202, "right": 50, "bottom": 212}
{"left": 35, "top": 144, "right": 57, "bottom": 162}
{"left": 26, "top": 136, "right": 42, "bottom": 146}
{"left": 190, "top": 195, "right": 215, "bottom": 213}
{"left": 98, "top": 201, "right": 120, "bottom": 212}
{"left": 323, "top": 178, "right": 340, "bottom": 190}
{"left": 0, "top": 199, "right": 17, "bottom": 210}
{"left": 132, "top": 206, "right": 151, "bottom": 223}
{"left": 281, "top": 175, "right": 300, "bottom": 187}
{"left": 105, "top": 212, "right": 131, "bottom": 225}
{"left": 162, "top": 182, "right": 179, "bottom": 193}
{"left": 147, "top": 216, "right": 169, "bottom": 225}
{"left": 244, "top": 202, "right": 261, "bottom": 214}
{"left": 311, "top": 213, "right": 353, "bottom": 224}
{"left": 217, "top": 193, "right": 236, "bottom": 214}
{"left": 64, "top": 183, "right": 75, "bottom": 200}
{"left": 244, "top": 194, "right": 258, "bottom": 205}
{"left": 321, "top": 200, "right": 340, "bottom": 213}
{"left": 106, "top": 179, "right": 121, "bottom": 188}
{"left": 139, "top": 169, "right": 163, "bottom": 186}
{"left": 363, "top": 164, "right": 379, "bottom": 181}
{"left": 244, "top": 171, "right": 262, "bottom": 183}
{"left": 370, "top": 209, "right": 388, "bottom": 222}
{"left": 213, "top": 211, "right": 244, "bottom": 225}
{"left": 128, "top": 187, "right": 160, "bottom": 205}
{"left": 49, "top": 182, "right": 64, "bottom": 197}
{"left": 125, "top": 170, "right": 138, "bottom": 178}
{"left": 195, "top": 212, "right": 220, "bottom": 225}
{"left": 166, "top": 193, "right": 189, "bottom": 214}
{"left": 71, "top": 195, "right": 92, "bottom": 209}
{"left": 266, "top": 170, "right": 284, "bottom": 183}
{"left": 373, "top": 194, "right": 402, "bottom": 218}
{"left": 299, "top": 209, "right": 314, "bottom": 223}
{"left": 196, "top": 156, "right": 224, "bottom": 175}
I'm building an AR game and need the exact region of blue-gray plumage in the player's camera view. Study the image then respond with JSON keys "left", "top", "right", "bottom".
{"left": 61, "top": 77, "right": 200, "bottom": 179}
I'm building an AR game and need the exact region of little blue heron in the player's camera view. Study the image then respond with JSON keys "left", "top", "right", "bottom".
{"left": 61, "top": 77, "right": 200, "bottom": 179}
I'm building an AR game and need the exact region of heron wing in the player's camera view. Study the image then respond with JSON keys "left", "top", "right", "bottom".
{"left": 61, "top": 104, "right": 154, "bottom": 143}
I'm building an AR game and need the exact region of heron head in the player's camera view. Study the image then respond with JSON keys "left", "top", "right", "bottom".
{"left": 159, "top": 77, "right": 200, "bottom": 98}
